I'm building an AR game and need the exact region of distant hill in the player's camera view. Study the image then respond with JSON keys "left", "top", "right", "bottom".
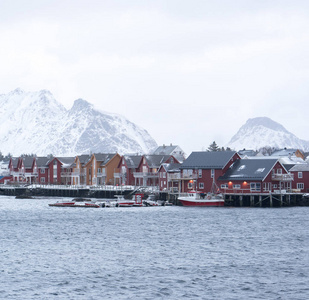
{"left": 226, "top": 117, "right": 309, "bottom": 151}
{"left": 0, "top": 88, "right": 157, "bottom": 156}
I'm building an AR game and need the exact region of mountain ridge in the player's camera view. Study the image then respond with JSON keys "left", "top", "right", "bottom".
{"left": 0, "top": 88, "right": 157, "bottom": 156}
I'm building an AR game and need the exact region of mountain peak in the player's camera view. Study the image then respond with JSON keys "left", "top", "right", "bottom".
{"left": 244, "top": 117, "right": 288, "bottom": 133}
{"left": 226, "top": 117, "right": 309, "bottom": 151}
{"left": 10, "top": 88, "right": 24, "bottom": 95}
{"left": 72, "top": 98, "right": 93, "bottom": 110}
{"left": 0, "top": 89, "right": 157, "bottom": 156}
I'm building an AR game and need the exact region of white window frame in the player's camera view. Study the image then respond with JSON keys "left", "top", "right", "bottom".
{"left": 199, "top": 182, "right": 204, "bottom": 189}
{"left": 298, "top": 172, "right": 303, "bottom": 179}
{"left": 297, "top": 183, "right": 304, "bottom": 190}
{"left": 233, "top": 184, "right": 241, "bottom": 189}
{"left": 221, "top": 184, "right": 228, "bottom": 189}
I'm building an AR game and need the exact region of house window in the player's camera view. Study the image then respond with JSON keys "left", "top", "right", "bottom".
{"left": 263, "top": 182, "right": 271, "bottom": 191}
{"left": 250, "top": 183, "right": 261, "bottom": 192}
{"left": 298, "top": 172, "right": 303, "bottom": 179}
{"left": 211, "top": 169, "right": 214, "bottom": 178}
{"left": 98, "top": 168, "right": 101, "bottom": 173}
{"left": 40, "top": 169, "right": 45, "bottom": 174}
{"left": 163, "top": 172, "right": 166, "bottom": 178}
{"left": 297, "top": 183, "right": 304, "bottom": 190}
{"left": 40, "top": 178, "right": 45, "bottom": 183}
{"left": 170, "top": 157, "right": 174, "bottom": 164}
{"left": 221, "top": 184, "right": 228, "bottom": 189}
{"left": 233, "top": 184, "right": 241, "bottom": 189}
{"left": 277, "top": 169, "right": 282, "bottom": 174}
{"left": 199, "top": 182, "right": 204, "bottom": 189}
{"left": 198, "top": 169, "right": 202, "bottom": 178}
{"left": 188, "top": 182, "right": 193, "bottom": 189}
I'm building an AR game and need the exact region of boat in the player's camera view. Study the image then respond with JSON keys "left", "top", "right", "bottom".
{"left": 178, "top": 180, "right": 224, "bottom": 207}
{"left": 48, "top": 199, "right": 100, "bottom": 208}
{"left": 178, "top": 191, "right": 224, "bottom": 206}
{"left": 114, "top": 195, "right": 135, "bottom": 207}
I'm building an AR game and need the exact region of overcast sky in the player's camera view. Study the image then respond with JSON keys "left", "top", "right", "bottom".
{"left": 1, "top": 0, "right": 309, "bottom": 154}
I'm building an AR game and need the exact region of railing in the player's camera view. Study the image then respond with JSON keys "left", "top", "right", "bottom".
{"left": 96, "top": 173, "right": 106, "bottom": 178}
{"left": 61, "top": 171, "right": 80, "bottom": 177}
{"left": 133, "top": 172, "right": 158, "bottom": 178}
{"left": 168, "top": 173, "right": 198, "bottom": 180}
{"left": 11, "top": 172, "right": 38, "bottom": 177}
{"left": 272, "top": 173, "right": 294, "bottom": 181}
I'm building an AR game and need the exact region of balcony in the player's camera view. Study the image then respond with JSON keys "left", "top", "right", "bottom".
{"left": 61, "top": 171, "right": 81, "bottom": 177}
{"left": 133, "top": 172, "right": 158, "bottom": 179}
{"left": 96, "top": 172, "right": 107, "bottom": 178}
{"left": 272, "top": 173, "right": 294, "bottom": 181}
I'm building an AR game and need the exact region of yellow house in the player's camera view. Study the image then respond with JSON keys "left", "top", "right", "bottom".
{"left": 84, "top": 153, "right": 121, "bottom": 185}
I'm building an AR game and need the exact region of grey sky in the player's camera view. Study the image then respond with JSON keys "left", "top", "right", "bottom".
{"left": 1, "top": 0, "right": 308, "bottom": 154}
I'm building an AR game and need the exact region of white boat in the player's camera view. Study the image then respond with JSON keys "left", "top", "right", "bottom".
{"left": 114, "top": 195, "right": 135, "bottom": 207}
{"left": 178, "top": 191, "right": 224, "bottom": 207}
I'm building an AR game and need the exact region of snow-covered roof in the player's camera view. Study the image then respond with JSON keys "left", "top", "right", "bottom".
{"left": 289, "top": 163, "right": 309, "bottom": 172}
{"left": 123, "top": 155, "right": 143, "bottom": 168}
{"left": 218, "top": 159, "right": 279, "bottom": 181}
{"left": 144, "top": 155, "right": 172, "bottom": 168}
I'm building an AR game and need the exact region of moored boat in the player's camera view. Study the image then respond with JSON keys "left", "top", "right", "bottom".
{"left": 48, "top": 200, "right": 100, "bottom": 208}
{"left": 178, "top": 191, "right": 224, "bottom": 207}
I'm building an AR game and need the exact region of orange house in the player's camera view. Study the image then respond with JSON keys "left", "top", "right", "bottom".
{"left": 84, "top": 153, "right": 121, "bottom": 185}
{"left": 73, "top": 154, "right": 91, "bottom": 185}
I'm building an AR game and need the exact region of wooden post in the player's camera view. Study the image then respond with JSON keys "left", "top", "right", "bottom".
{"left": 259, "top": 195, "right": 262, "bottom": 207}
{"left": 250, "top": 195, "right": 254, "bottom": 207}
{"left": 239, "top": 195, "right": 243, "bottom": 207}
{"left": 270, "top": 194, "right": 273, "bottom": 207}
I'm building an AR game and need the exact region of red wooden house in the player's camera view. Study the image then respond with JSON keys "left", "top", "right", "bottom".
{"left": 36, "top": 156, "right": 50, "bottom": 184}
{"left": 179, "top": 151, "right": 240, "bottom": 193}
{"left": 289, "top": 164, "right": 309, "bottom": 193}
{"left": 23, "top": 156, "right": 38, "bottom": 184}
{"left": 134, "top": 155, "right": 179, "bottom": 187}
{"left": 218, "top": 158, "right": 293, "bottom": 193}
{"left": 158, "top": 162, "right": 181, "bottom": 192}
{"left": 9, "top": 157, "right": 25, "bottom": 183}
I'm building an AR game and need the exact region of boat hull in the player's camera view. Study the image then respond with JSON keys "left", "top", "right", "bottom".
{"left": 178, "top": 198, "right": 224, "bottom": 207}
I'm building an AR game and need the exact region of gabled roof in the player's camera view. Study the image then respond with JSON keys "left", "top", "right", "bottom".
{"left": 22, "top": 156, "right": 36, "bottom": 169}
{"left": 153, "top": 145, "right": 178, "bottom": 155}
{"left": 93, "top": 153, "right": 117, "bottom": 166}
{"left": 36, "top": 157, "right": 50, "bottom": 168}
{"left": 180, "top": 151, "right": 237, "bottom": 169}
{"left": 289, "top": 163, "right": 309, "bottom": 172}
{"left": 77, "top": 154, "right": 91, "bottom": 166}
{"left": 152, "top": 145, "right": 185, "bottom": 162}
{"left": 271, "top": 149, "right": 299, "bottom": 156}
{"left": 56, "top": 157, "right": 76, "bottom": 168}
{"left": 144, "top": 155, "right": 173, "bottom": 168}
{"left": 160, "top": 163, "right": 181, "bottom": 173}
{"left": 218, "top": 159, "right": 278, "bottom": 181}
{"left": 10, "top": 157, "right": 19, "bottom": 168}
{"left": 123, "top": 155, "right": 143, "bottom": 169}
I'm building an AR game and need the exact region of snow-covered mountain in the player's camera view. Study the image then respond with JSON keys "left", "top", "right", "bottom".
{"left": 226, "top": 117, "right": 309, "bottom": 151}
{"left": 0, "top": 88, "right": 157, "bottom": 156}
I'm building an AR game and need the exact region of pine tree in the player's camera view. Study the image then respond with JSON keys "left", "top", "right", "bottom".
{"left": 208, "top": 141, "right": 220, "bottom": 152}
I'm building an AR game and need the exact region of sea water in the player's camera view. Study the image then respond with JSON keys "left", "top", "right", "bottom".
{"left": 0, "top": 196, "right": 308, "bottom": 300}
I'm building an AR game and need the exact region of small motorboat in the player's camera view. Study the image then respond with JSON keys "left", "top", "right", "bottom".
{"left": 178, "top": 191, "right": 224, "bottom": 207}
{"left": 114, "top": 195, "right": 135, "bottom": 207}
{"left": 48, "top": 200, "right": 100, "bottom": 208}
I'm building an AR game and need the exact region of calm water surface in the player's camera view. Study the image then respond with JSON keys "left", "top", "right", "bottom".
{"left": 0, "top": 196, "right": 308, "bottom": 299}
